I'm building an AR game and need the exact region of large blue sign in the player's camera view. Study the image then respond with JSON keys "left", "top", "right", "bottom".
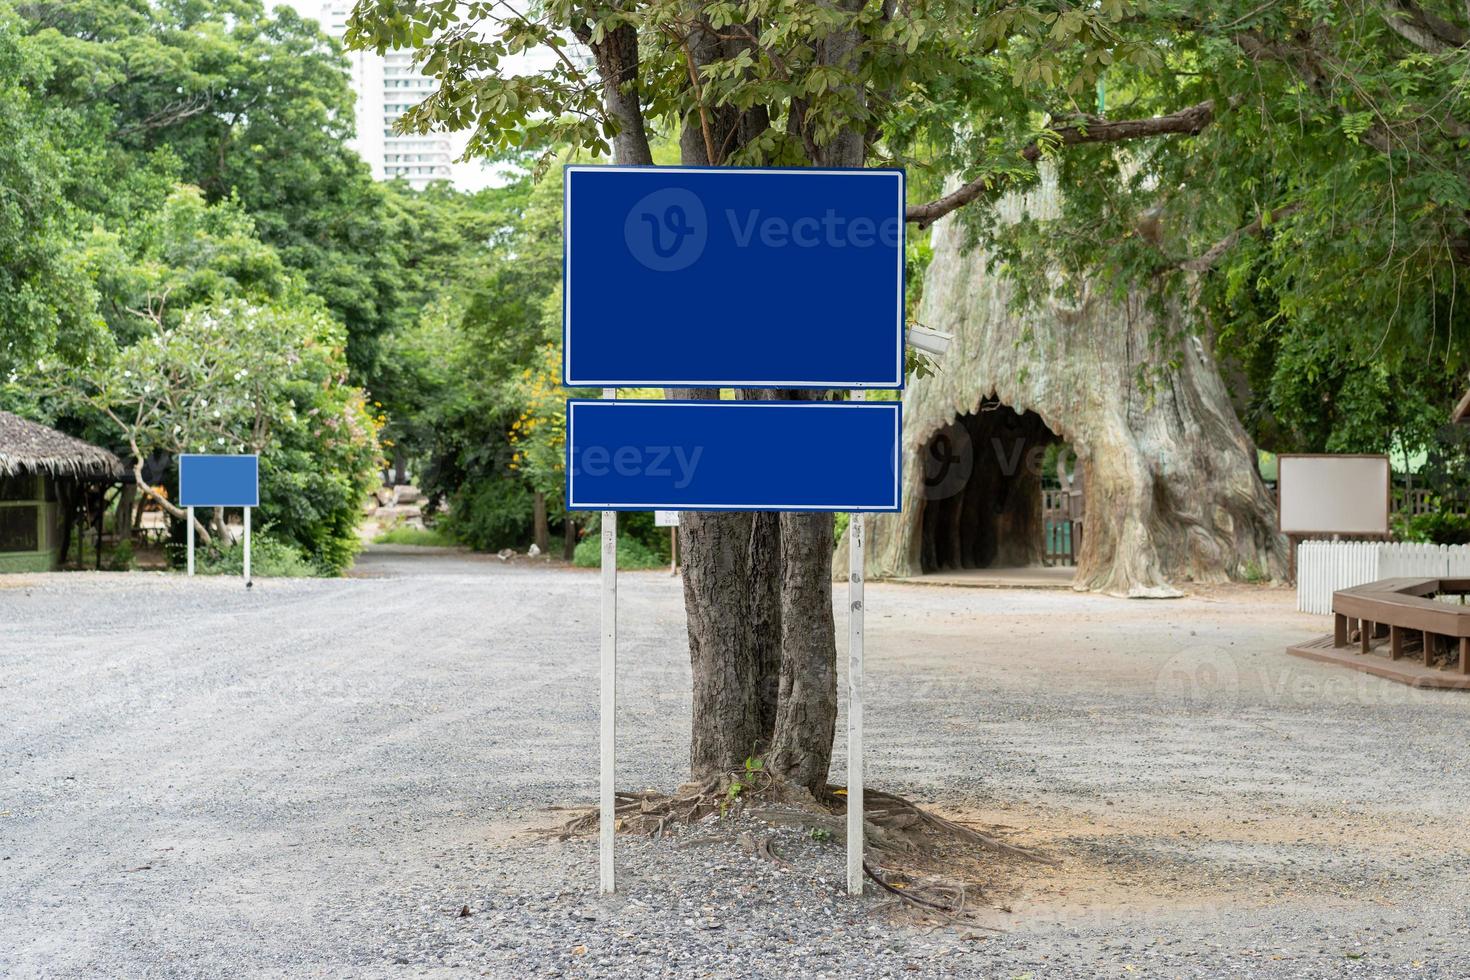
{"left": 566, "top": 400, "right": 900, "bottom": 512}
{"left": 178, "top": 454, "right": 259, "bottom": 508}
{"left": 564, "top": 166, "right": 905, "bottom": 389}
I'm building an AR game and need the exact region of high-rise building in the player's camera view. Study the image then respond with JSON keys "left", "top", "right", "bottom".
{"left": 319, "top": 1, "right": 461, "bottom": 190}
{"left": 378, "top": 50, "right": 455, "bottom": 186}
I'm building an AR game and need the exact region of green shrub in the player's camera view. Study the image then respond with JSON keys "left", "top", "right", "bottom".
{"left": 373, "top": 525, "right": 456, "bottom": 546}
{"left": 1397, "top": 511, "right": 1470, "bottom": 545}
{"left": 106, "top": 538, "right": 136, "bottom": 572}
{"left": 194, "top": 532, "right": 320, "bottom": 577}
{"left": 442, "top": 478, "right": 534, "bottom": 551}
{"left": 573, "top": 532, "right": 667, "bottom": 570}
{"left": 578, "top": 510, "right": 671, "bottom": 562}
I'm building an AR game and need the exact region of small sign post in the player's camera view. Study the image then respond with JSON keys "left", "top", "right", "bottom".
{"left": 178, "top": 454, "right": 259, "bottom": 587}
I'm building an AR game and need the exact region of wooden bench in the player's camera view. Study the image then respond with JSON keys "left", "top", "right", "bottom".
{"left": 1331, "top": 577, "right": 1470, "bottom": 674}
{"left": 1287, "top": 578, "right": 1470, "bottom": 689}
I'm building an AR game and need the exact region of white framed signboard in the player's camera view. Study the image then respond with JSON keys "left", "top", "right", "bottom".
{"left": 1277, "top": 454, "right": 1391, "bottom": 536}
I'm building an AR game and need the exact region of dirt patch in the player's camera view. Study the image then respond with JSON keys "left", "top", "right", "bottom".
{"left": 924, "top": 797, "right": 1465, "bottom": 933}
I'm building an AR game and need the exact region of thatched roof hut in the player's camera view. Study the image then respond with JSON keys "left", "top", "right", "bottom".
{"left": 0, "top": 411, "right": 124, "bottom": 480}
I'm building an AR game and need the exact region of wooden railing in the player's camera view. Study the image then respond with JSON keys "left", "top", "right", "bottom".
{"left": 1042, "top": 488, "right": 1083, "bottom": 566}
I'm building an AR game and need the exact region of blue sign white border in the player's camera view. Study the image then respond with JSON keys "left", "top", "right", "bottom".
{"left": 565, "top": 399, "right": 902, "bottom": 512}
{"left": 562, "top": 165, "right": 907, "bottom": 389}
{"left": 177, "top": 453, "right": 260, "bottom": 508}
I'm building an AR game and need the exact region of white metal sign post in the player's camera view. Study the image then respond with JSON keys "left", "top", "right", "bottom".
{"left": 847, "top": 390, "right": 866, "bottom": 896}
{"left": 243, "top": 505, "right": 252, "bottom": 587}
{"left": 183, "top": 507, "right": 249, "bottom": 584}
{"left": 600, "top": 388, "right": 617, "bottom": 895}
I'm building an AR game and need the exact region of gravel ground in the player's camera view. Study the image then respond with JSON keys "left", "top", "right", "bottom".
{"left": 2, "top": 546, "right": 1469, "bottom": 978}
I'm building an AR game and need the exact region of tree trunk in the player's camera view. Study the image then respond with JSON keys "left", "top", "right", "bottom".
{"left": 680, "top": 507, "right": 763, "bottom": 779}
{"left": 57, "top": 481, "right": 75, "bottom": 565}
{"left": 562, "top": 514, "right": 577, "bottom": 562}
{"left": 581, "top": 7, "right": 851, "bottom": 791}
{"left": 583, "top": 16, "right": 763, "bottom": 783}
{"left": 854, "top": 174, "right": 1285, "bottom": 596}
{"left": 532, "top": 491, "right": 550, "bottom": 553}
{"left": 767, "top": 510, "right": 837, "bottom": 788}
{"left": 665, "top": 22, "right": 785, "bottom": 780}
{"left": 747, "top": 510, "right": 782, "bottom": 742}
{"left": 115, "top": 482, "right": 135, "bottom": 544}
{"left": 761, "top": 1, "right": 866, "bottom": 791}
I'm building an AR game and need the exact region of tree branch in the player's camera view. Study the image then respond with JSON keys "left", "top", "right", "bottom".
{"left": 572, "top": 11, "right": 654, "bottom": 166}
{"left": 1180, "top": 202, "right": 1302, "bottom": 272}
{"left": 1380, "top": 0, "right": 1468, "bottom": 52}
{"left": 1021, "top": 100, "right": 1217, "bottom": 161}
{"left": 905, "top": 101, "right": 1217, "bottom": 228}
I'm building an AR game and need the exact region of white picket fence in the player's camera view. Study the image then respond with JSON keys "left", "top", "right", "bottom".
{"left": 1296, "top": 540, "right": 1470, "bottom": 614}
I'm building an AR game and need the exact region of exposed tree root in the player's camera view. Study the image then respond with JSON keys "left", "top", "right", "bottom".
{"left": 543, "top": 770, "right": 1056, "bottom": 927}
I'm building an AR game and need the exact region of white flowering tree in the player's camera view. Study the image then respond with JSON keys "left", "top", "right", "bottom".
{"left": 66, "top": 300, "right": 355, "bottom": 548}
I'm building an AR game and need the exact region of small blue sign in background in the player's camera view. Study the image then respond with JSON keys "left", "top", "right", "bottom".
{"left": 178, "top": 454, "right": 259, "bottom": 508}
{"left": 564, "top": 166, "right": 905, "bottom": 389}
{"left": 566, "top": 400, "right": 900, "bottom": 512}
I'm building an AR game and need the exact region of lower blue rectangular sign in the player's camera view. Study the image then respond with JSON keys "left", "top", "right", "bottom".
{"left": 566, "top": 400, "right": 901, "bottom": 512}
{"left": 178, "top": 454, "right": 259, "bottom": 508}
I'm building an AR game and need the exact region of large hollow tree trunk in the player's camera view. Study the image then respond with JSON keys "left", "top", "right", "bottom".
{"left": 855, "top": 175, "right": 1285, "bottom": 596}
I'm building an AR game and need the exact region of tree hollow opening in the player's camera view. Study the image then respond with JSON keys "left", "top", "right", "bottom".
{"left": 918, "top": 401, "right": 1075, "bottom": 574}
